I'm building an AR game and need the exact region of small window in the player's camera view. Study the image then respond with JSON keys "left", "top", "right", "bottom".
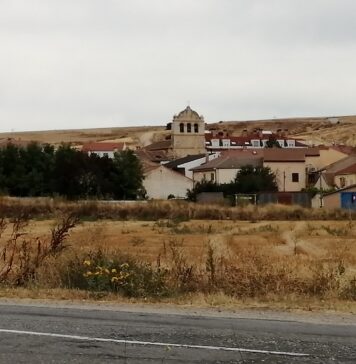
{"left": 340, "top": 177, "right": 346, "bottom": 188}
{"left": 187, "top": 123, "right": 192, "bottom": 133}
{"left": 211, "top": 173, "right": 215, "bottom": 181}
{"left": 292, "top": 173, "right": 299, "bottom": 182}
{"left": 103, "top": 152, "right": 109, "bottom": 157}
{"left": 251, "top": 140, "right": 260, "bottom": 147}
{"left": 194, "top": 123, "right": 199, "bottom": 133}
{"left": 179, "top": 123, "right": 184, "bottom": 133}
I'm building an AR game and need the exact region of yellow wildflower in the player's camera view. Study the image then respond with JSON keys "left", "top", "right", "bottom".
{"left": 111, "top": 268, "right": 117, "bottom": 273}
{"left": 83, "top": 260, "right": 91, "bottom": 266}
{"left": 111, "top": 276, "right": 119, "bottom": 283}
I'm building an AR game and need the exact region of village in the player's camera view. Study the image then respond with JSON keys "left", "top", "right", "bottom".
{"left": 2, "top": 106, "right": 356, "bottom": 209}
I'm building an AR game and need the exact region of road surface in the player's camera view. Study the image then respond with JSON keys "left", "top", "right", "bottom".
{"left": 0, "top": 302, "right": 355, "bottom": 363}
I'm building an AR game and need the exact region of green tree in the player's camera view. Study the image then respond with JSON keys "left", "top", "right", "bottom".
{"left": 112, "top": 150, "right": 144, "bottom": 200}
{"left": 234, "top": 165, "right": 278, "bottom": 193}
{"left": 186, "top": 180, "right": 220, "bottom": 201}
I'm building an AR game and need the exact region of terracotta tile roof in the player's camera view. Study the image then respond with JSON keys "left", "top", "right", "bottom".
{"left": 191, "top": 154, "right": 263, "bottom": 171}
{"left": 144, "top": 140, "right": 172, "bottom": 151}
{"left": 135, "top": 149, "right": 170, "bottom": 163}
{"left": 335, "top": 164, "right": 356, "bottom": 175}
{"left": 323, "top": 155, "right": 356, "bottom": 173}
{"left": 263, "top": 148, "right": 306, "bottom": 162}
{"left": 82, "top": 142, "right": 125, "bottom": 152}
{"left": 303, "top": 147, "right": 320, "bottom": 157}
{"left": 205, "top": 133, "right": 307, "bottom": 148}
{"left": 222, "top": 148, "right": 309, "bottom": 162}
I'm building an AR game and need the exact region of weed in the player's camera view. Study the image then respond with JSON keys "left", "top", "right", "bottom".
{"left": 62, "top": 249, "right": 169, "bottom": 298}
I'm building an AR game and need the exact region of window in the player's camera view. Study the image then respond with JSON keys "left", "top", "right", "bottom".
{"left": 292, "top": 173, "right": 299, "bottom": 182}
{"left": 179, "top": 123, "right": 184, "bottom": 133}
{"left": 103, "top": 152, "right": 109, "bottom": 157}
{"left": 187, "top": 123, "right": 192, "bottom": 133}
{"left": 194, "top": 123, "right": 199, "bottom": 133}
{"left": 211, "top": 139, "right": 219, "bottom": 148}
{"left": 211, "top": 173, "right": 215, "bottom": 181}
{"left": 251, "top": 140, "right": 260, "bottom": 148}
{"left": 340, "top": 177, "right": 346, "bottom": 188}
{"left": 222, "top": 139, "right": 230, "bottom": 147}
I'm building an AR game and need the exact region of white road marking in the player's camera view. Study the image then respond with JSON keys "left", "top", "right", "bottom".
{"left": 0, "top": 328, "right": 309, "bottom": 357}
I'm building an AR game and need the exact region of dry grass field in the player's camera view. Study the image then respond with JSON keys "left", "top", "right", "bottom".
{"left": 1, "top": 214, "right": 356, "bottom": 312}
{"left": 2, "top": 114, "right": 356, "bottom": 148}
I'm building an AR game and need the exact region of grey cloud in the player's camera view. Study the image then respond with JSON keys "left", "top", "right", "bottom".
{"left": 0, "top": 0, "right": 355, "bottom": 132}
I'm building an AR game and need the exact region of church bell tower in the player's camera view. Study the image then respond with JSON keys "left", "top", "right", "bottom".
{"left": 171, "top": 106, "right": 206, "bottom": 158}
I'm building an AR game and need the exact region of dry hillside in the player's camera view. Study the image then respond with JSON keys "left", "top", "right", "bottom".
{"left": 1, "top": 115, "right": 356, "bottom": 147}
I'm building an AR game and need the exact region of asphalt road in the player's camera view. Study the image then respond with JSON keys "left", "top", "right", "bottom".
{"left": 0, "top": 302, "right": 355, "bottom": 363}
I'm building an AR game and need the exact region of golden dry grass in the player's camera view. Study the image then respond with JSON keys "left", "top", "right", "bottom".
{"left": 2, "top": 219, "right": 356, "bottom": 264}
{"left": 1, "top": 218, "right": 356, "bottom": 311}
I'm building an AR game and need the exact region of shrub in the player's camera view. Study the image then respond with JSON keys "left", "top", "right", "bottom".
{"left": 61, "top": 249, "right": 169, "bottom": 298}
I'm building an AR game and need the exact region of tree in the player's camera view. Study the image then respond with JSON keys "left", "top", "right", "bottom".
{"left": 186, "top": 180, "right": 220, "bottom": 201}
{"left": 112, "top": 150, "right": 144, "bottom": 200}
{"left": 234, "top": 165, "right": 278, "bottom": 193}
{"left": 265, "top": 135, "right": 281, "bottom": 148}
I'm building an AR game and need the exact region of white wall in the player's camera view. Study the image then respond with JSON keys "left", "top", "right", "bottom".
{"left": 178, "top": 153, "right": 220, "bottom": 179}
{"left": 144, "top": 165, "right": 193, "bottom": 199}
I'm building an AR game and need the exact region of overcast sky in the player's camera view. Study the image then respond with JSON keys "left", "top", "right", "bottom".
{"left": 1, "top": 0, "right": 356, "bottom": 132}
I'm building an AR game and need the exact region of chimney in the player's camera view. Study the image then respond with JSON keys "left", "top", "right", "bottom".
{"left": 282, "top": 129, "right": 288, "bottom": 137}
{"left": 258, "top": 128, "right": 263, "bottom": 138}
{"left": 277, "top": 128, "right": 282, "bottom": 137}
{"left": 242, "top": 129, "right": 248, "bottom": 137}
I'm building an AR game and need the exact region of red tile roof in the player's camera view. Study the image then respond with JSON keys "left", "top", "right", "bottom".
{"left": 335, "top": 164, "right": 356, "bottom": 175}
{"left": 82, "top": 142, "right": 125, "bottom": 152}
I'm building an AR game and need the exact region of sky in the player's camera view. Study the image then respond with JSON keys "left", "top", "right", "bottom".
{"left": 1, "top": 0, "right": 356, "bottom": 132}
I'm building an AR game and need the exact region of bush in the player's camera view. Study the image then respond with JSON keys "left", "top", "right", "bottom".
{"left": 61, "top": 249, "right": 169, "bottom": 298}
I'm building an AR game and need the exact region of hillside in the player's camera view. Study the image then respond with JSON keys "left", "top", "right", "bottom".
{"left": 1, "top": 115, "right": 356, "bottom": 147}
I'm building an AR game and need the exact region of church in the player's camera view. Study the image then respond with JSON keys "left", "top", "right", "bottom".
{"left": 143, "top": 106, "right": 207, "bottom": 159}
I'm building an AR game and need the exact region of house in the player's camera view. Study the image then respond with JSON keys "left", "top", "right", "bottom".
{"left": 164, "top": 153, "right": 219, "bottom": 179}
{"left": 314, "top": 155, "right": 356, "bottom": 190}
{"left": 315, "top": 145, "right": 352, "bottom": 170}
{"left": 321, "top": 184, "right": 356, "bottom": 209}
{"left": 82, "top": 142, "right": 126, "bottom": 158}
{"left": 141, "top": 159, "right": 193, "bottom": 199}
{"left": 191, "top": 148, "right": 315, "bottom": 191}
{"left": 263, "top": 149, "right": 307, "bottom": 192}
{"left": 205, "top": 128, "right": 307, "bottom": 151}
{"left": 191, "top": 151, "right": 263, "bottom": 184}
